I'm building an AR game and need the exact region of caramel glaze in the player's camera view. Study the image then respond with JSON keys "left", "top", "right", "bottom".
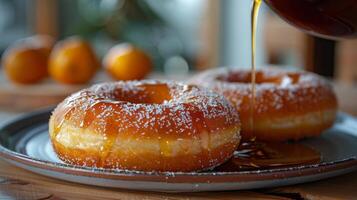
{"left": 216, "top": 140, "right": 321, "bottom": 172}
{"left": 221, "top": 70, "right": 337, "bottom": 118}
{"left": 52, "top": 85, "right": 238, "bottom": 140}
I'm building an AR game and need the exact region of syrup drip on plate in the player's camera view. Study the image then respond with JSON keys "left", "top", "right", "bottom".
{"left": 215, "top": 140, "right": 321, "bottom": 172}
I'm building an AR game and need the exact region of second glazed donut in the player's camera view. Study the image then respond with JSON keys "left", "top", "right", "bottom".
{"left": 190, "top": 67, "right": 337, "bottom": 141}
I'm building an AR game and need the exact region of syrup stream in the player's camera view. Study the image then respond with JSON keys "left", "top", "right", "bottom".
{"left": 250, "top": 0, "right": 262, "bottom": 133}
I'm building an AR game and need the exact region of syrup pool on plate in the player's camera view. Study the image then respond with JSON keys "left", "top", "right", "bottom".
{"left": 216, "top": 141, "right": 321, "bottom": 172}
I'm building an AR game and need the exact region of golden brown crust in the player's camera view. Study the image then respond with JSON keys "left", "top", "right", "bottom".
{"left": 190, "top": 67, "right": 338, "bottom": 141}
{"left": 50, "top": 125, "right": 239, "bottom": 171}
{"left": 49, "top": 80, "right": 241, "bottom": 172}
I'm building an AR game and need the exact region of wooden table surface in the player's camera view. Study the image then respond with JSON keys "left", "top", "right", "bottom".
{"left": 0, "top": 83, "right": 356, "bottom": 200}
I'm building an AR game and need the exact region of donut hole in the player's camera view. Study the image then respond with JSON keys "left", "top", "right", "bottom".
{"left": 217, "top": 71, "right": 300, "bottom": 86}
{"left": 114, "top": 83, "right": 172, "bottom": 104}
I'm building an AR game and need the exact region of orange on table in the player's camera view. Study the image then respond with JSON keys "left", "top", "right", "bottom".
{"left": 49, "top": 37, "right": 99, "bottom": 84}
{"left": 2, "top": 35, "right": 54, "bottom": 84}
{"left": 25, "top": 35, "right": 55, "bottom": 60}
{"left": 103, "top": 43, "right": 152, "bottom": 81}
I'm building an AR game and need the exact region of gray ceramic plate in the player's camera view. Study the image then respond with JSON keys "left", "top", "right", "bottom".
{"left": 0, "top": 109, "right": 356, "bottom": 192}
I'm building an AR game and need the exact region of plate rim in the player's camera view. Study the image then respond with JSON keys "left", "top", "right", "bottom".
{"left": 0, "top": 108, "right": 356, "bottom": 183}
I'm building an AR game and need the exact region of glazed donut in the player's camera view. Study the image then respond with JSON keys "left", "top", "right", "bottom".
{"left": 190, "top": 67, "right": 337, "bottom": 141}
{"left": 49, "top": 80, "right": 241, "bottom": 172}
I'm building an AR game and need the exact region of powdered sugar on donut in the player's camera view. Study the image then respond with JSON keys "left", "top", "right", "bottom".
{"left": 190, "top": 67, "right": 336, "bottom": 114}
{"left": 52, "top": 80, "right": 240, "bottom": 137}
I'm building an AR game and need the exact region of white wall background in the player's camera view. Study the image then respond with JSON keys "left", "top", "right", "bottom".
{"left": 219, "top": 0, "right": 267, "bottom": 69}
{"left": 147, "top": 0, "right": 268, "bottom": 70}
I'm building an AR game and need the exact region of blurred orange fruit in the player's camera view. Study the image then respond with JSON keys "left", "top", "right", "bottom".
{"left": 25, "top": 35, "right": 55, "bottom": 60}
{"left": 49, "top": 37, "right": 99, "bottom": 84}
{"left": 103, "top": 43, "right": 152, "bottom": 81}
{"left": 2, "top": 35, "right": 54, "bottom": 84}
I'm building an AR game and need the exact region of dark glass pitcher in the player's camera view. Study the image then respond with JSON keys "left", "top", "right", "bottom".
{"left": 264, "top": 0, "right": 357, "bottom": 39}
